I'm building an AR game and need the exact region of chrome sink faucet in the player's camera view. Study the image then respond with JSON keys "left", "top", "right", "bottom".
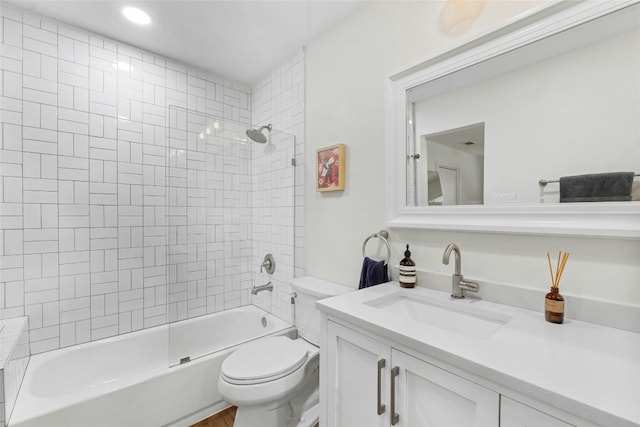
{"left": 442, "top": 243, "right": 479, "bottom": 299}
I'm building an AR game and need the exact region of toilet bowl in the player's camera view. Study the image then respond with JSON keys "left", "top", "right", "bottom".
{"left": 218, "top": 336, "right": 319, "bottom": 427}
{"left": 218, "top": 276, "right": 351, "bottom": 427}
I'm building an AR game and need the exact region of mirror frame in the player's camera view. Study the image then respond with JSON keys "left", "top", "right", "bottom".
{"left": 385, "top": 0, "right": 640, "bottom": 239}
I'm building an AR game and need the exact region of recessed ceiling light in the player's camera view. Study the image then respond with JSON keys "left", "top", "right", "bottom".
{"left": 122, "top": 6, "right": 151, "bottom": 25}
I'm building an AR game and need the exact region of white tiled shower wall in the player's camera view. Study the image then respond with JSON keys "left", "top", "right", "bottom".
{"left": 250, "top": 53, "right": 305, "bottom": 324}
{"left": 165, "top": 106, "right": 254, "bottom": 323}
{"left": 0, "top": 4, "right": 303, "bottom": 355}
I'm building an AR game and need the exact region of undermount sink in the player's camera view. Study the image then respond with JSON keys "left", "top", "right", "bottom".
{"left": 364, "top": 291, "right": 511, "bottom": 339}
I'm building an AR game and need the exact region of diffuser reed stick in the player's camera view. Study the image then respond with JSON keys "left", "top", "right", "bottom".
{"left": 547, "top": 251, "right": 570, "bottom": 289}
{"left": 557, "top": 252, "right": 569, "bottom": 287}
{"left": 546, "top": 252, "right": 554, "bottom": 285}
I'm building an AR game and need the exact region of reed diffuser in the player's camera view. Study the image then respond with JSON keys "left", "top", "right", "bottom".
{"left": 545, "top": 251, "right": 569, "bottom": 324}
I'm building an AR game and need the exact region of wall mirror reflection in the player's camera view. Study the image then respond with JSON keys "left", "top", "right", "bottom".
{"left": 405, "top": 3, "right": 640, "bottom": 207}
{"left": 417, "top": 123, "right": 485, "bottom": 206}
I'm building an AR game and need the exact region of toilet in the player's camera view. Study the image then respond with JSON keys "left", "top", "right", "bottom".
{"left": 218, "top": 276, "right": 351, "bottom": 427}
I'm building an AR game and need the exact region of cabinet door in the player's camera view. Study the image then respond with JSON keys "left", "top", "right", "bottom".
{"left": 326, "top": 321, "right": 392, "bottom": 427}
{"left": 501, "top": 396, "right": 574, "bottom": 427}
{"left": 392, "top": 349, "right": 499, "bottom": 427}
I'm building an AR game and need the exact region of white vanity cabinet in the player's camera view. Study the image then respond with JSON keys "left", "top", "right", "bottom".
{"left": 500, "top": 397, "right": 574, "bottom": 427}
{"left": 325, "top": 321, "right": 499, "bottom": 427}
{"left": 325, "top": 320, "right": 390, "bottom": 427}
{"left": 318, "top": 283, "right": 639, "bottom": 427}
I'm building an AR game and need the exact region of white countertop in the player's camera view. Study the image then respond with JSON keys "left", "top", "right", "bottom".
{"left": 317, "top": 282, "right": 640, "bottom": 426}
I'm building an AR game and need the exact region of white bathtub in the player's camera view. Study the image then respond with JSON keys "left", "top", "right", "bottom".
{"left": 10, "top": 306, "right": 294, "bottom": 427}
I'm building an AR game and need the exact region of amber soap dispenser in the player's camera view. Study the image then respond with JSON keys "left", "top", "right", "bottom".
{"left": 399, "top": 244, "right": 416, "bottom": 288}
{"left": 545, "top": 251, "right": 569, "bottom": 324}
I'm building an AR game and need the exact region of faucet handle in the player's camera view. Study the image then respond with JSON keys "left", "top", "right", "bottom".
{"left": 260, "top": 254, "right": 275, "bottom": 274}
{"left": 459, "top": 279, "right": 479, "bottom": 293}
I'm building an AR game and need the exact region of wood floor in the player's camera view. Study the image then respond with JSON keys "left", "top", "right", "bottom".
{"left": 191, "top": 406, "right": 237, "bottom": 427}
{"left": 189, "top": 406, "right": 319, "bottom": 427}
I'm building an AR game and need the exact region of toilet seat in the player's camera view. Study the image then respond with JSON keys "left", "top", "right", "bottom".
{"left": 221, "top": 336, "right": 310, "bottom": 385}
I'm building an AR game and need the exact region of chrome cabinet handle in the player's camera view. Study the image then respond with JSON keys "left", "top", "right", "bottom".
{"left": 391, "top": 366, "right": 400, "bottom": 425}
{"left": 377, "top": 359, "right": 386, "bottom": 415}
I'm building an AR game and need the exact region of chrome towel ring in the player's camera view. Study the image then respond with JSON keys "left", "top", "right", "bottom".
{"left": 362, "top": 230, "right": 391, "bottom": 265}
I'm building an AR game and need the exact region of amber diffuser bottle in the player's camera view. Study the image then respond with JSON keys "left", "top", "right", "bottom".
{"left": 545, "top": 251, "right": 569, "bottom": 324}
{"left": 544, "top": 286, "right": 564, "bottom": 324}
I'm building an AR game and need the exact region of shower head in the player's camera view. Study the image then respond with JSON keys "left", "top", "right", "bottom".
{"left": 246, "top": 124, "right": 272, "bottom": 144}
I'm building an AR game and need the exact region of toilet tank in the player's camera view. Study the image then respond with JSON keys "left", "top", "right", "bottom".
{"left": 290, "top": 276, "right": 352, "bottom": 345}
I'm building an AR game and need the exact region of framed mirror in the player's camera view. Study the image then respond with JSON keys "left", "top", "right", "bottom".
{"left": 386, "top": 1, "right": 640, "bottom": 238}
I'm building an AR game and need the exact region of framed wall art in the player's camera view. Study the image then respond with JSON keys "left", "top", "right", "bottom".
{"left": 316, "top": 143, "right": 346, "bottom": 191}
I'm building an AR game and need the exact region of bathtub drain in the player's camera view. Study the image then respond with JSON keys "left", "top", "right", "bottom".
{"left": 261, "top": 316, "right": 267, "bottom": 327}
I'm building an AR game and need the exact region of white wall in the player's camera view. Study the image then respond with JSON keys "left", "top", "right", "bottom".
{"left": 305, "top": 1, "right": 640, "bottom": 309}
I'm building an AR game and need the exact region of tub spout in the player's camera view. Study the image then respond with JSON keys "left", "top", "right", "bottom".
{"left": 251, "top": 281, "right": 273, "bottom": 295}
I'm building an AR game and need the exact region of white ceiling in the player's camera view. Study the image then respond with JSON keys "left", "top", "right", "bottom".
{"left": 422, "top": 123, "right": 485, "bottom": 157}
{"left": 8, "top": 0, "right": 363, "bottom": 86}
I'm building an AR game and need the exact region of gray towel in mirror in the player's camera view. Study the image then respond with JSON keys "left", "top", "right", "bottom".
{"left": 559, "top": 172, "right": 634, "bottom": 203}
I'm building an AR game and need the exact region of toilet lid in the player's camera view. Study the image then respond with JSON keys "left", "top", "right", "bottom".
{"left": 221, "top": 336, "right": 309, "bottom": 385}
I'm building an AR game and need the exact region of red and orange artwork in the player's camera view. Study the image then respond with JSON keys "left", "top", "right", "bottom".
{"left": 316, "top": 144, "right": 345, "bottom": 191}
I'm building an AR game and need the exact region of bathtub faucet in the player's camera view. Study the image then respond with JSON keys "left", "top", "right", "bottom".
{"left": 252, "top": 281, "right": 273, "bottom": 295}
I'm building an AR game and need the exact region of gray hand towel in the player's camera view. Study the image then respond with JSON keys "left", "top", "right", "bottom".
{"left": 559, "top": 172, "right": 634, "bottom": 203}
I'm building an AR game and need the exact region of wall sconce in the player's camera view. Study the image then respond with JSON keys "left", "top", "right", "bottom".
{"left": 439, "top": 0, "right": 485, "bottom": 36}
